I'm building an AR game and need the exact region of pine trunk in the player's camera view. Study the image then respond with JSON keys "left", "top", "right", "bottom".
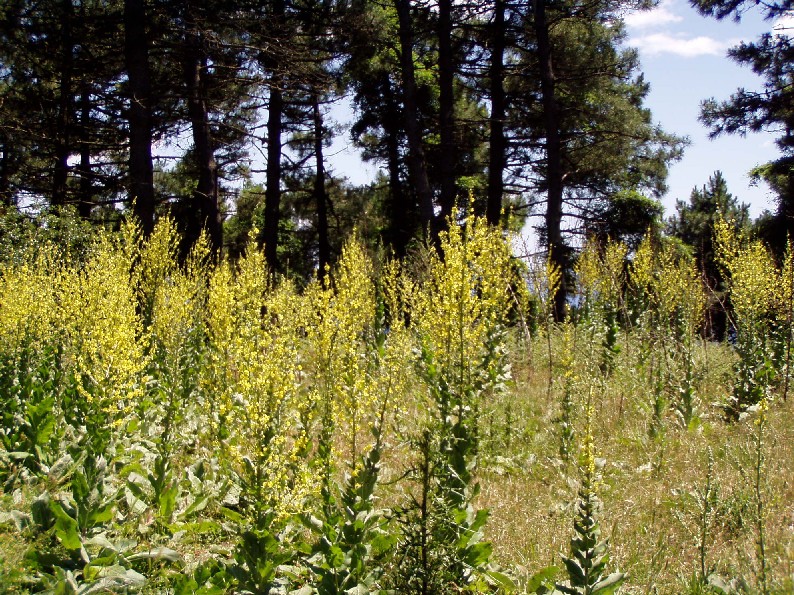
{"left": 183, "top": 15, "right": 221, "bottom": 255}
{"left": 437, "top": 0, "right": 456, "bottom": 222}
{"left": 124, "top": 0, "right": 155, "bottom": 236}
{"left": 394, "top": 0, "right": 435, "bottom": 237}
{"left": 534, "top": 0, "right": 568, "bottom": 321}
{"left": 263, "top": 0, "right": 286, "bottom": 271}
{"left": 486, "top": 0, "right": 506, "bottom": 227}
{"left": 313, "top": 95, "right": 331, "bottom": 280}
{"left": 52, "top": 0, "right": 74, "bottom": 208}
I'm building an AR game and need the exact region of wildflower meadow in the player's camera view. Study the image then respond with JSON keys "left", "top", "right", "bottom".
{"left": 1, "top": 212, "right": 792, "bottom": 594}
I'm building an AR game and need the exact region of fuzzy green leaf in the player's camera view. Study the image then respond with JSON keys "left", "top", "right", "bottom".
{"left": 128, "top": 546, "right": 183, "bottom": 563}
{"left": 592, "top": 571, "right": 626, "bottom": 594}
{"left": 49, "top": 500, "right": 81, "bottom": 552}
{"left": 562, "top": 556, "right": 586, "bottom": 584}
{"left": 526, "top": 565, "right": 559, "bottom": 592}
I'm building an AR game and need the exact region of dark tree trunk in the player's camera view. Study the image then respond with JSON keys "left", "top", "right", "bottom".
{"left": 0, "top": 141, "right": 10, "bottom": 207}
{"left": 312, "top": 94, "right": 331, "bottom": 281}
{"left": 534, "top": 0, "right": 567, "bottom": 321}
{"left": 394, "top": 0, "right": 435, "bottom": 237}
{"left": 486, "top": 0, "right": 506, "bottom": 227}
{"left": 77, "top": 86, "right": 93, "bottom": 219}
{"left": 263, "top": 80, "right": 284, "bottom": 271}
{"left": 52, "top": 0, "right": 74, "bottom": 208}
{"left": 263, "top": 0, "right": 286, "bottom": 272}
{"left": 378, "top": 82, "right": 411, "bottom": 256}
{"left": 784, "top": 175, "right": 794, "bottom": 242}
{"left": 124, "top": 0, "right": 155, "bottom": 236}
{"left": 437, "top": 0, "right": 455, "bottom": 223}
{"left": 182, "top": 17, "right": 221, "bottom": 255}
{"left": 386, "top": 114, "right": 410, "bottom": 256}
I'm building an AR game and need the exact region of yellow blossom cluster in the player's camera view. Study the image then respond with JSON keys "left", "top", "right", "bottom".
{"left": 631, "top": 233, "right": 705, "bottom": 338}
{"left": 0, "top": 242, "right": 63, "bottom": 353}
{"left": 410, "top": 212, "right": 515, "bottom": 396}
{"left": 139, "top": 220, "right": 210, "bottom": 367}
{"left": 205, "top": 244, "right": 314, "bottom": 514}
{"left": 559, "top": 322, "right": 576, "bottom": 382}
{"left": 0, "top": 211, "right": 520, "bottom": 518}
{"left": 715, "top": 220, "right": 779, "bottom": 324}
{"left": 64, "top": 231, "right": 145, "bottom": 411}
{"left": 303, "top": 237, "right": 380, "bottom": 463}
{"left": 526, "top": 252, "right": 562, "bottom": 323}
{"left": 0, "top": 227, "right": 145, "bottom": 420}
{"left": 575, "top": 238, "right": 626, "bottom": 311}
{"left": 630, "top": 233, "right": 655, "bottom": 301}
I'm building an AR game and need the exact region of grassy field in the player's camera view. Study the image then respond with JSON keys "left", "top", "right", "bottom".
{"left": 478, "top": 336, "right": 794, "bottom": 593}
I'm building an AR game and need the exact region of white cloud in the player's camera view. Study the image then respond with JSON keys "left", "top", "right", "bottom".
{"left": 623, "top": 0, "right": 683, "bottom": 29}
{"left": 629, "top": 32, "right": 733, "bottom": 57}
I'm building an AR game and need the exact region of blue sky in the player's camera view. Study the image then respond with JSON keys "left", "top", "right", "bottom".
{"left": 624, "top": 0, "right": 786, "bottom": 219}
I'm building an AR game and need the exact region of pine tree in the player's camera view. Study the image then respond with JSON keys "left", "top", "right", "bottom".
{"left": 509, "top": 0, "right": 684, "bottom": 320}
{"left": 692, "top": 0, "right": 794, "bottom": 253}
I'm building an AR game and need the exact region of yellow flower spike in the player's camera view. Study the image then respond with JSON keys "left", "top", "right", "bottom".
{"left": 715, "top": 219, "right": 779, "bottom": 324}
{"left": 575, "top": 237, "right": 627, "bottom": 322}
{"left": 0, "top": 241, "right": 71, "bottom": 357}
{"left": 526, "top": 252, "right": 562, "bottom": 321}
{"left": 410, "top": 212, "right": 515, "bottom": 412}
{"left": 138, "top": 217, "right": 180, "bottom": 308}
{"left": 202, "top": 242, "right": 317, "bottom": 517}
{"left": 303, "top": 235, "right": 379, "bottom": 465}
{"left": 575, "top": 240, "right": 601, "bottom": 301}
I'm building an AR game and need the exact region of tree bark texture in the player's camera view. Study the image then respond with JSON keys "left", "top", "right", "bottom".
{"left": 394, "top": 0, "right": 435, "bottom": 237}
{"left": 53, "top": 0, "right": 74, "bottom": 208}
{"left": 312, "top": 94, "right": 331, "bottom": 280}
{"left": 437, "top": 0, "right": 456, "bottom": 223}
{"left": 182, "top": 14, "right": 222, "bottom": 254}
{"left": 534, "top": 0, "right": 568, "bottom": 321}
{"left": 486, "top": 0, "right": 506, "bottom": 227}
{"left": 263, "top": 0, "right": 286, "bottom": 271}
{"left": 124, "top": 0, "right": 155, "bottom": 236}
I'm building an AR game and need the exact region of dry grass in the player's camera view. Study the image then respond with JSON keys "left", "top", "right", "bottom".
{"left": 478, "top": 330, "right": 794, "bottom": 593}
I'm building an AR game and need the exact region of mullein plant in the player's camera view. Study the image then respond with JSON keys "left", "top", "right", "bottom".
{"left": 298, "top": 325, "right": 412, "bottom": 593}
{"left": 654, "top": 248, "right": 705, "bottom": 428}
{"left": 574, "top": 239, "right": 627, "bottom": 376}
{"left": 302, "top": 235, "right": 380, "bottom": 480}
{"left": 695, "top": 448, "right": 718, "bottom": 589}
{"left": 751, "top": 398, "right": 771, "bottom": 594}
{"left": 555, "top": 390, "right": 626, "bottom": 595}
{"left": 779, "top": 241, "right": 794, "bottom": 401}
{"left": 630, "top": 234, "right": 706, "bottom": 429}
{"left": 125, "top": 219, "right": 212, "bottom": 528}
{"left": 56, "top": 222, "right": 146, "bottom": 455}
{"left": 286, "top": 248, "right": 413, "bottom": 593}
{"left": 5, "top": 222, "right": 153, "bottom": 589}
{"left": 206, "top": 240, "right": 316, "bottom": 520}
{"left": 0, "top": 241, "right": 67, "bottom": 482}
{"left": 524, "top": 253, "right": 562, "bottom": 399}
{"left": 557, "top": 323, "right": 577, "bottom": 463}
{"left": 199, "top": 237, "right": 317, "bottom": 592}
{"left": 392, "top": 211, "right": 516, "bottom": 593}
{"left": 714, "top": 220, "right": 779, "bottom": 420}
{"left": 629, "top": 235, "right": 670, "bottom": 437}
{"left": 627, "top": 233, "right": 655, "bottom": 351}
